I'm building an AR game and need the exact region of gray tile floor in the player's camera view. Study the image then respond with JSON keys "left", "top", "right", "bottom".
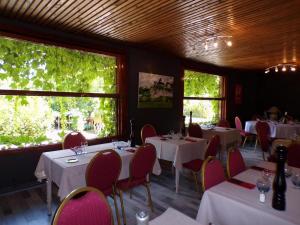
{"left": 0, "top": 145, "right": 264, "bottom": 225}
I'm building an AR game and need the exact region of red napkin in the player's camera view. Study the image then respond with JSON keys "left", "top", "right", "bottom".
{"left": 185, "top": 138, "right": 197, "bottom": 142}
{"left": 126, "top": 149, "right": 136, "bottom": 153}
{"left": 251, "top": 166, "right": 274, "bottom": 173}
{"left": 227, "top": 178, "right": 256, "bottom": 189}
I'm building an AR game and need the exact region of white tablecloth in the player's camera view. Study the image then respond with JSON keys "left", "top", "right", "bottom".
{"left": 245, "top": 121, "right": 300, "bottom": 139}
{"left": 146, "top": 135, "right": 207, "bottom": 193}
{"left": 145, "top": 136, "right": 207, "bottom": 170}
{"left": 35, "top": 143, "right": 161, "bottom": 200}
{"left": 196, "top": 161, "right": 300, "bottom": 225}
{"left": 150, "top": 208, "right": 202, "bottom": 225}
{"left": 202, "top": 127, "right": 241, "bottom": 152}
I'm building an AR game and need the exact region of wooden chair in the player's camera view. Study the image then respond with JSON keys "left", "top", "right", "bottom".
{"left": 235, "top": 116, "right": 252, "bottom": 147}
{"left": 117, "top": 144, "right": 156, "bottom": 225}
{"left": 141, "top": 124, "right": 157, "bottom": 144}
{"left": 182, "top": 135, "right": 220, "bottom": 192}
{"left": 188, "top": 123, "right": 203, "bottom": 138}
{"left": 52, "top": 187, "right": 113, "bottom": 225}
{"left": 63, "top": 131, "right": 86, "bottom": 149}
{"left": 201, "top": 157, "right": 226, "bottom": 192}
{"left": 226, "top": 148, "right": 246, "bottom": 179}
{"left": 86, "top": 150, "right": 122, "bottom": 225}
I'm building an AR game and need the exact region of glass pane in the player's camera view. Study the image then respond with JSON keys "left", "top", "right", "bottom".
{"left": 0, "top": 95, "right": 116, "bottom": 150}
{"left": 0, "top": 37, "right": 117, "bottom": 93}
{"left": 183, "top": 99, "right": 221, "bottom": 124}
{"left": 184, "top": 70, "right": 222, "bottom": 98}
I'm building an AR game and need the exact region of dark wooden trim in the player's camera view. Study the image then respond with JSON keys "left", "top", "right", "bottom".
{"left": 183, "top": 96, "right": 225, "bottom": 101}
{"left": 0, "top": 89, "right": 119, "bottom": 98}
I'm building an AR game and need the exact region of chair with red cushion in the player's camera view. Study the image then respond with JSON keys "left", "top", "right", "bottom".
{"left": 182, "top": 135, "right": 220, "bottom": 192}
{"left": 287, "top": 144, "right": 300, "bottom": 168}
{"left": 217, "top": 119, "right": 230, "bottom": 128}
{"left": 141, "top": 124, "right": 157, "bottom": 144}
{"left": 201, "top": 157, "right": 226, "bottom": 191}
{"left": 226, "top": 148, "right": 246, "bottom": 179}
{"left": 63, "top": 131, "right": 86, "bottom": 149}
{"left": 235, "top": 116, "right": 252, "bottom": 147}
{"left": 117, "top": 144, "right": 156, "bottom": 225}
{"left": 86, "top": 150, "right": 122, "bottom": 225}
{"left": 52, "top": 187, "right": 113, "bottom": 225}
{"left": 188, "top": 123, "right": 203, "bottom": 138}
{"left": 255, "top": 121, "right": 271, "bottom": 160}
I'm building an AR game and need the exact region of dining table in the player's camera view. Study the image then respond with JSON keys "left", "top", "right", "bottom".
{"left": 196, "top": 161, "right": 300, "bottom": 225}
{"left": 145, "top": 134, "right": 207, "bottom": 193}
{"left": 34, "top": 142, "right": 162, "bottom": 215}
{"left": 245, "top": 120, "right": 300, "bottom": 139}
{"left": 150, "top": 207, "right": 202, "bottom": 225}
{"left": 201, "top": 126, "right": 241, "bottom": 158}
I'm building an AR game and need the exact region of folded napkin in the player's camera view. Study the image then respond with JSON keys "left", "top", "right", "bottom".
{"left": 184, "top": 138, "right": 197, "bottom": 142}
{"left": 227, "top": 178, "right": 256, "bottom": 189}
{"left": 126, "top": 149, "right": 136, "bottom": 153}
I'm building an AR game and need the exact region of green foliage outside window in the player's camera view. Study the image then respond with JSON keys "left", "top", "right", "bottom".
{"left": 0, "top": 37, "right": 117, "bottom": 149}
{"left": 184, "top": 70, "right": 223, "bottom": 124}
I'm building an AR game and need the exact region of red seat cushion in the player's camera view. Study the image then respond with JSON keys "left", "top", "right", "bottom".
{"left": 117, "top": 177, "right": 146, "bottom": 190}
{"left": 183, "top": 159, "right": 203, "bottom": 172}
{"left": 240, "top": 130, "right": 251, "bottom": 137}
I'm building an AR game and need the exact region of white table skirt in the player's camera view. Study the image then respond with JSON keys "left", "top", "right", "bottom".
{"left": 145, "top": 136, "right": 207, "bottom": 170}
{"left": 245, "top": 121, "right": 300, "bottom": 139}
{"left": 201, "top": 127, "right": 241, "bottom": 152}
{"left": 150, "top": 208, "right": 202, "bottom": 225}
{"left": 196, "top": 161, "right": 300, "bottom": 225}
{"left": 146, "top": 135, "right": 207, "bottom": 193}
{"left": 35, "top": 143, "right": 161, "bottom": 200}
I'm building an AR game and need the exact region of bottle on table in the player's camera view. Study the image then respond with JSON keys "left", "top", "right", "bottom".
{"left": 189, "top": 111, "right": 193, "bottom": 125}
{"left": 272, "top": 145, "right": 287, "bottom": 211}
{"left": 129, "top": 119, "right": 136, "bottom": 148}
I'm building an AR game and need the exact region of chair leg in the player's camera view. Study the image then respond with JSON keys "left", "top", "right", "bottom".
{"left": 112, "top": 187, "right": 121, "bottom": 225}
{"left": 254, "top": 138, "right": 258, "bottom": 151}
{"left": 129, "top": 190, "right": 132, "bottom": 199}
{"left": 144, "top": 183, "right": 154, "bottom": 212}
{"left": 262, "top": 151, "right": 266, "bottom": 161}
{"left": 192, "top": 171, "right": 199, "bottom": 193}
{"left": 242, "top": 136, "right": 248, "bottom": 147}
{"left": 118, "top": 189, "right": 127, "bottom": 225}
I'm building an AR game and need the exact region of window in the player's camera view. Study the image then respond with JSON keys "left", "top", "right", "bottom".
{"left": 0, "top": 36, "right": 123, "bottom": 150}
{"left": 183, "top": 70, "right": 225, "bottom": 124}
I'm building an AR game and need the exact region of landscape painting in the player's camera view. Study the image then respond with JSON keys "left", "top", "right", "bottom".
{"left": 138, "top": 72, "right": 174, "bottom": 108}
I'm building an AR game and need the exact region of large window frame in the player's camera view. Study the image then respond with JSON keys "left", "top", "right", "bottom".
{"left": 0, "top": 33, "right": 127, "bottom": 152}
{"left": 182, "top": 68, "right": 227, "bottom": 123}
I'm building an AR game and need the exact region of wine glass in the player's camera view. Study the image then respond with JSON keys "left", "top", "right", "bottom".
{"left": 81, "top": 141, "right": 88, "bottom": 154}
{"left": 262, "top": 169, "right": 272, "bottom": 181}
{"left": 256, "top": 178, "right": 271, "bottom": 203}
{"left": 291, "top": 173, "right": 300, "bottom": 188}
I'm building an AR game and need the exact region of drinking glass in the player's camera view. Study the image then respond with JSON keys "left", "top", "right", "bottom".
{"left": 256, "top": 178, "right": 271, "bottom": 203}
{"left": 81, "top": 141, "right": 88, "bottom": 154}
{"left": 291, "top": 173, "right": 300, "bottom": 188}
{"left": 262, "top": 169, "right": 272, "bottom": 181}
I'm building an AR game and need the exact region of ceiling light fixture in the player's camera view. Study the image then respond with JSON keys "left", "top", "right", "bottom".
{"left": 203, "top": 35, "right": 232, "bottom": 50}
{"left": 264, "top": 63, "right": 297, "bottom": 74}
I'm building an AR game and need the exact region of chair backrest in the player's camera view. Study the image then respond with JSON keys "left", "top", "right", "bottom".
{"left": 234, "top": 116, "right": 243, "bottom": 131}
{"left": 52, "top": 187, "right": 113, "bottom": 225}
{"left": 287, "top": 144, "right": 300, "bottom": 168}
{"left": 217, "top": 119, "right": 230, "bottom": 128}
{"left": 130, "top": 144, "right": 156, "bottom": 180}
{"left": 204, "top": 135, "right": 220, "bottom": 159}
{"left": 226, "top": 148, "right": 246, "bottom": 178}
{"left": 86, "top": 150, "right": 121, "bottom": 195}
{"left": 141, "top": 124, "right": 157, "bottom": 144}
{"left": 201, "top": 157, "right": 225, "bottom": 191}
{"left": 255, "top": 121, "right": 270, "bottom": 152}
{"left": 63, "top": 131, "right": 86, "bottom": 149}
{"left": 188, "top": 123, "right": 203, "bottom": 138}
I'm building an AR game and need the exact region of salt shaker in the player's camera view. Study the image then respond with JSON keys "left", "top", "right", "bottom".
{"left": 136, "top": 210, "right": 149, "bottom": 225}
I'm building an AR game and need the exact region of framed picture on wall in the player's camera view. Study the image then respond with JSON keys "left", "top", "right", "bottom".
{"left": 234, "top": 83, "right": 243, "bottom": 104}
{"left": 138, "top": 72, "right": 174, "bottom": 108}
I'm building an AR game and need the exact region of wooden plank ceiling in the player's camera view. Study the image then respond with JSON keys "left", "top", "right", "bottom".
{"left": 0, "top": 0, "right": 299, "bottom": 70}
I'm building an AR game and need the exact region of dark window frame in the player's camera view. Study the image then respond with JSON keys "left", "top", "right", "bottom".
{"left": 0, "top": 33, "right": 127, "bottom": 152}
